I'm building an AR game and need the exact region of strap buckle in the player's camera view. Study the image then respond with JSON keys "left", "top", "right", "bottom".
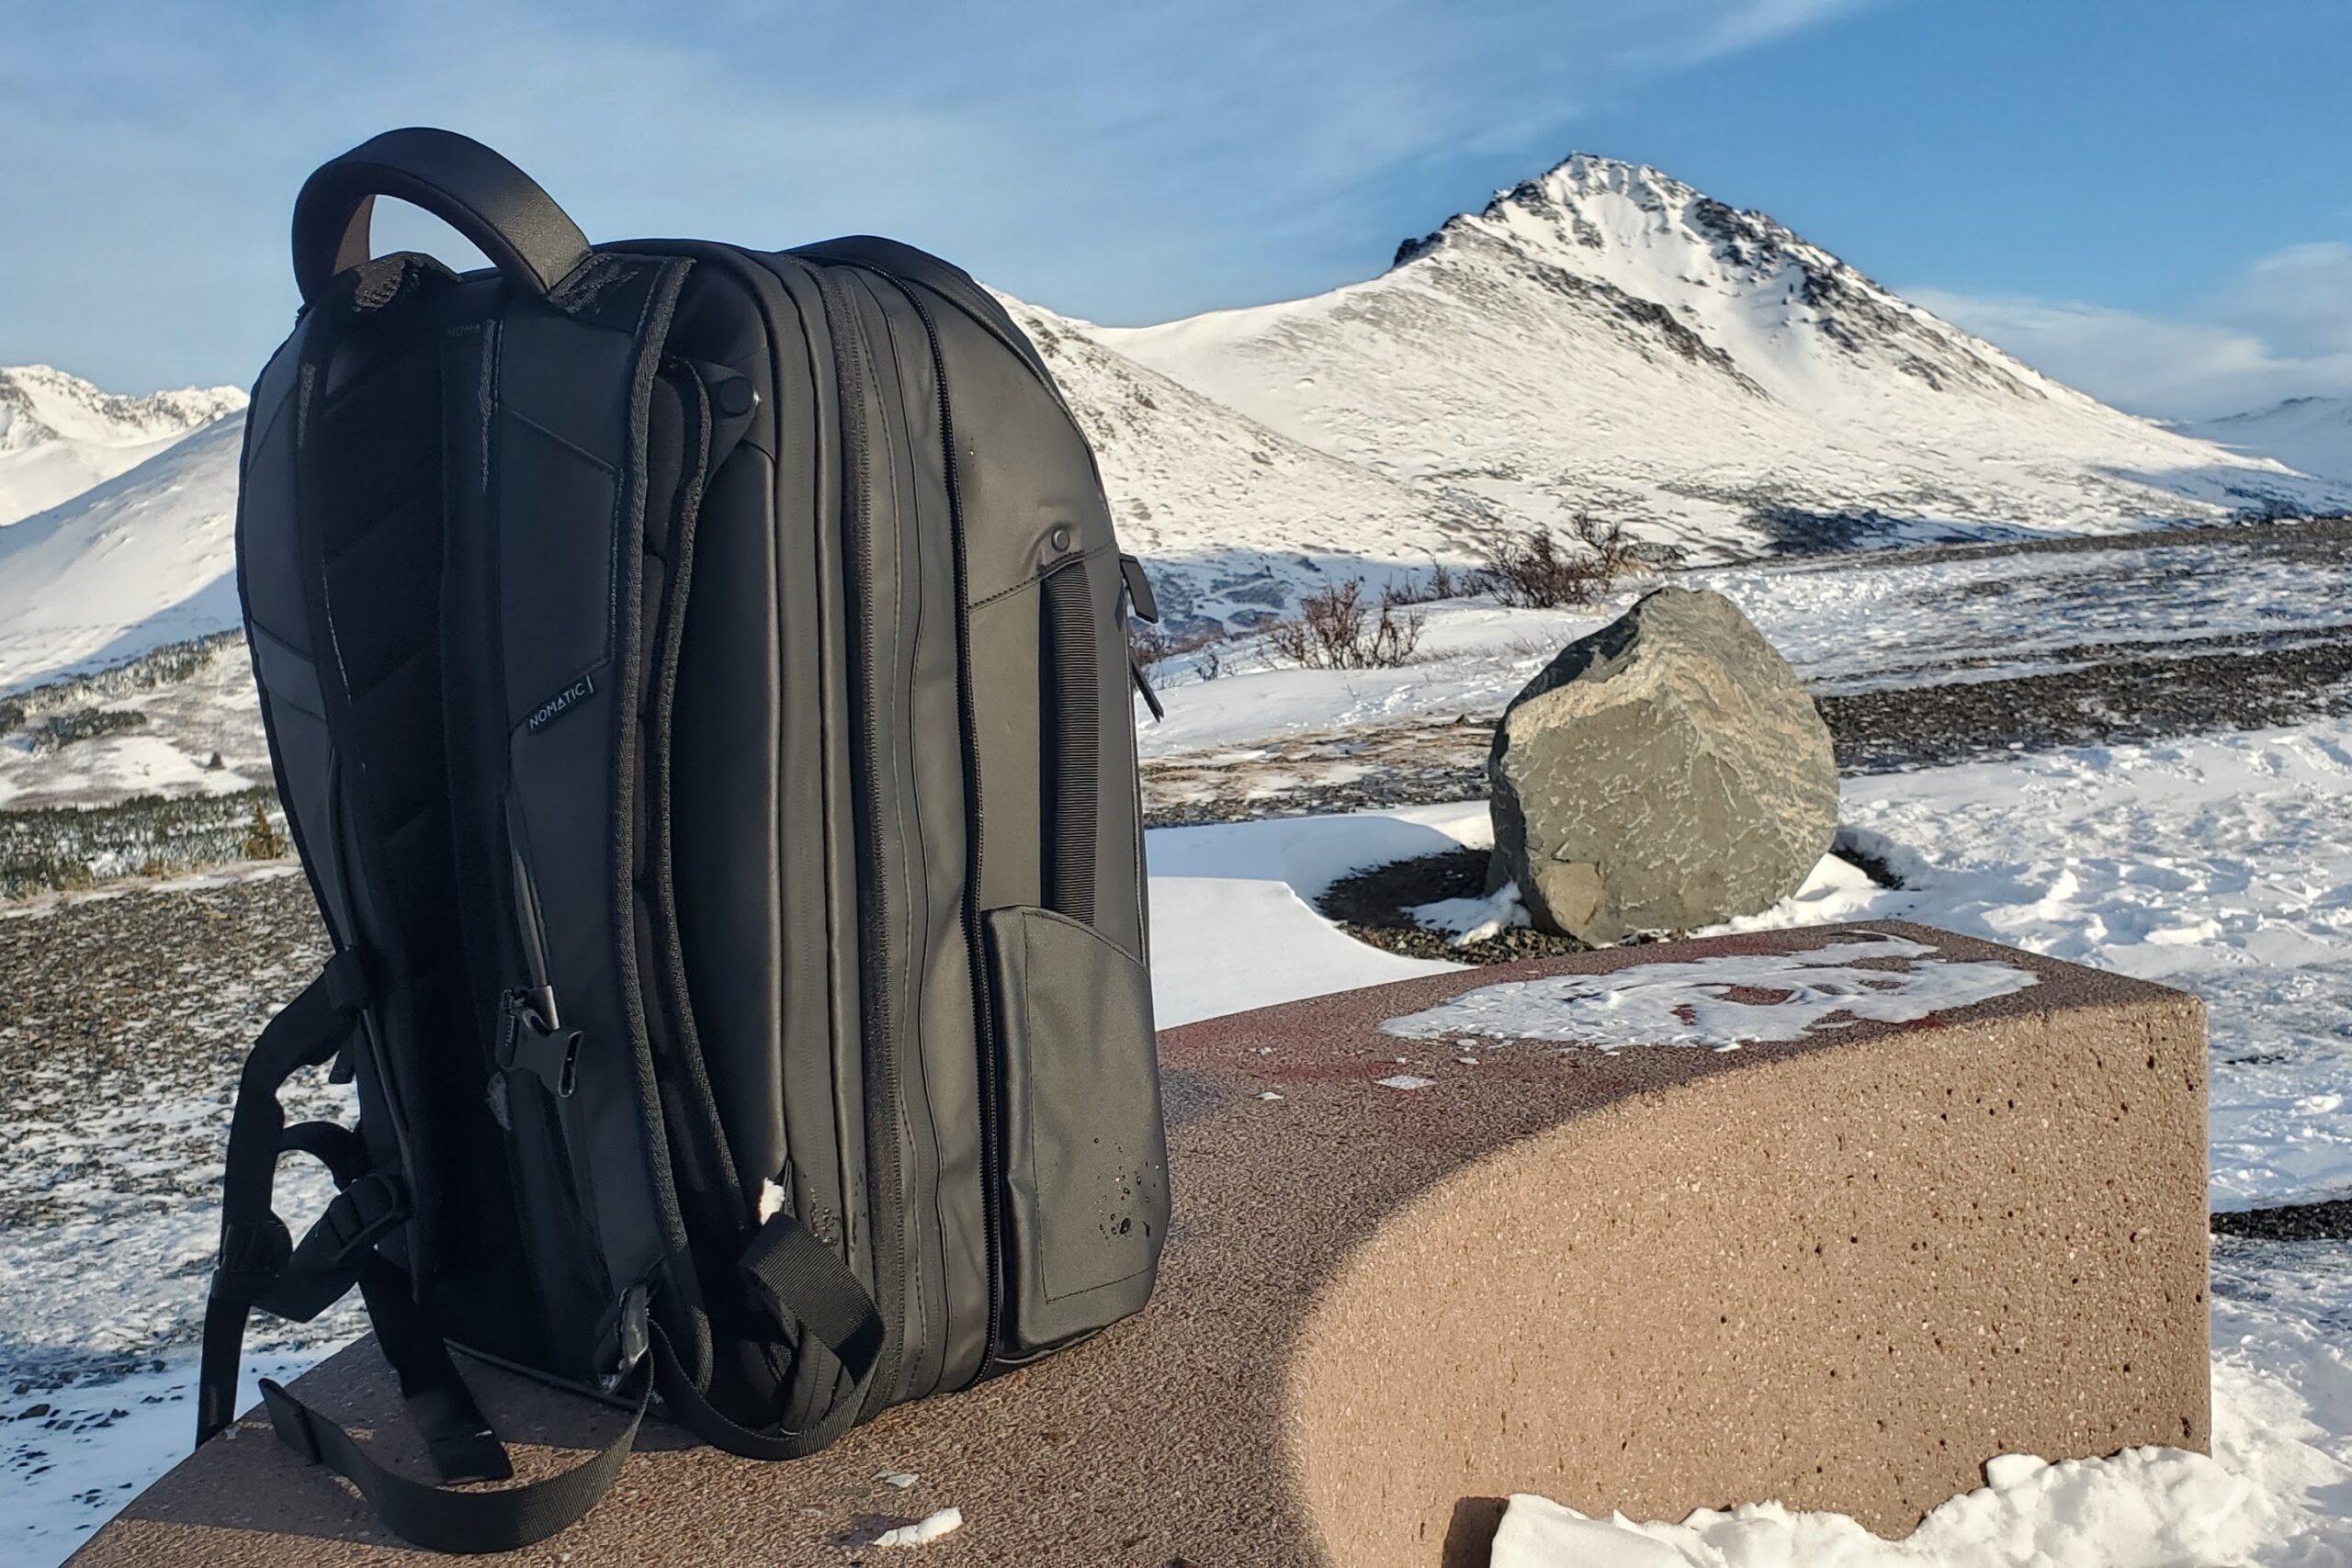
{"left": 497, "top": 989, "right": 581, "bottom": 1097}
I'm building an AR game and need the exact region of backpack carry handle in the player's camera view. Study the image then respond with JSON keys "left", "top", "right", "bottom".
{"left": 293, "top": 128, "right": 594, "bottom": 304}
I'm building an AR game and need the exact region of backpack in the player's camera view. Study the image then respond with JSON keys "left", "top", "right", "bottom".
{"left": 198, "top": 127, "right": 1170, "bottom": 1552}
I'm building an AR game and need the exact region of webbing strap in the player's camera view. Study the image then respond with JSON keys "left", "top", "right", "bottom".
{"left": 651, "top": 1211, "right": 886, "bottom": 1461}
{"left": 261, "top": 1359, "right": 649, "bottom": 1556}
{"left": 197, "top": 958, "right": 368, "bottom": 1445}
{"left": 354, "top": 1254, "right": 511, "bottom": 1483}
{"left": 197, "top": 956, "right": 513, "bottom": 1490}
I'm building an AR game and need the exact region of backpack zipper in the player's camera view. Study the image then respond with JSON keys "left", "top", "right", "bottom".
{"left": 888, "top": 277, "right": 1008, "bottom": 1372}
{"left": 813, "top": 265, "right": 910, "bottom": 1412}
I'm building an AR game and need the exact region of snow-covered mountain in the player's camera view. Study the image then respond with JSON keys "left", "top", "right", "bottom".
{"left": 1099, "top": 154, "right": 2349, "bottom": 558}
{"left": 0, "top": 366, "right": 245, "bottom": 527}
{"left": 1001, "top": 295, "right": 1491, "bottom": 627}
{"left": 8, "top": 150, "right": 2352, "bottom": 695}
{"left": 2177, "top": 396, "right": 2352, "bottom": 485}
{"left": 0, "top": 412, "right": 243, "bottom": 691}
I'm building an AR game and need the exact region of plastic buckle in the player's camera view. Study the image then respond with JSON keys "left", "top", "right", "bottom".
{"left": 497, "top": 990, "right": 582, "bottom": 1097}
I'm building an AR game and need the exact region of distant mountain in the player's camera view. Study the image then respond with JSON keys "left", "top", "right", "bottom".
{"left": 2176, "top": 396, "right": 2352, "bottom": 486}
{"left": 0, "top": 413, "right": 243, "bottom": 691}
{"left": 0, "top": 365, "right": 245, "bottom": 527}
{"left": 1100, "top": 154, "right": 2349, "bottom": 559}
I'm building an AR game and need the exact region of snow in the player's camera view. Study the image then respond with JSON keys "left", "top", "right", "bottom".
{"left": 1409, "top": 879, "right": 1531, "bottom": 947}
{"left": 1690, "top": 526, "right": 2352, "bottom": 694}
{"left": 872, "top": 1506, "right": 963, "bottom": 1548}
{"left": 2180, "top": 396, "right": 2352, "bottom": 486}
{"left": 1144, "top": 802, "right": 1479, "bottom": 1025}
{"left": 0, "top": 367, "right": 243, "bottom": 531}
{"left": 1380, "top": 931, "right": 2041, "bottom": 1052}
{"left": 1102, "top": 155, "right": 2351, "bottom": 569}
{"left": 1135, "top": 601, "right": 1613, "bottom": 753}
{"left": 0, "top": 415, "right": 243, "bottom": 694}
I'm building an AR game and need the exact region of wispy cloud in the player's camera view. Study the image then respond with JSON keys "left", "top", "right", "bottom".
{"left": 1911, "top": 241, "right": 2352, "bottom": 422}
{"left": 0, "top": 0, "right": 1869, "bottom": 387}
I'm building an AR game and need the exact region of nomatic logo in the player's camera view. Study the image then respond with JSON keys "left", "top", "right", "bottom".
{"left": 527, "top": 673, "right": 596, "bottom": 733}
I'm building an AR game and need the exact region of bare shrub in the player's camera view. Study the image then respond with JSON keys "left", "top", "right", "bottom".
{"left": 1482, "top": 529, "right": 1606, "bottom": 608}
{"left": 1385, "top": 559, "right": 1481, "bottom": 606}
{"left": 1129, "top": 621, "right": 1231, "bottom": 677}
{"left": 1263, "top": 578, "right": 1425, "bottom": 670}
{"left": 1482, "top": 512, "right": 1664, "bottom": 608}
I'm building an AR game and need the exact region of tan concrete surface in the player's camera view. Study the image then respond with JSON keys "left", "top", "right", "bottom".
{"left": 70, "top": 921, "right": 2208, "bottom": 1567}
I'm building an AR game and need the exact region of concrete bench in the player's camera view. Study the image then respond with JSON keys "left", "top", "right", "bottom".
{"left": 72, "top": 920, "right": 2208, "bottom": 1567}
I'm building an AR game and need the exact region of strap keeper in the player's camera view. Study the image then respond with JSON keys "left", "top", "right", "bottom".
{"left": 259, "top": 1378, "right": 322, "bottom": 1464}
{"left": 322, "top": 949, "right": 372, "bottom": 1013}
{"left": 217, "top": 1215, "right": 293, "bottom": 1283}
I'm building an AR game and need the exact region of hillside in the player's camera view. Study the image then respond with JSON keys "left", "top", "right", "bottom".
{"left": 0, "top": 413, "right": 243, "bottom": 692}
{"left": 0, "top": 365, "right": 244, "bottom": 527}
{"left": 999, "top": 294, "right": 1490, "bottom": 629}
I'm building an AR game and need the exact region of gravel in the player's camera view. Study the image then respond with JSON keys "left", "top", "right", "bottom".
{"left": 1313, "top": 847, "right": 1591, "bottom": 964}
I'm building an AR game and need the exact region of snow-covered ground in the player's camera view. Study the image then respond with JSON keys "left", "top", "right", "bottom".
{"left": 7, "top": 747, "right": 2352, "bottom": 1562}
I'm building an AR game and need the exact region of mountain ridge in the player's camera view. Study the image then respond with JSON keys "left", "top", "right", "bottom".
{"left": 1101, "top": 152, "right": 2346, "bottom": 560}
{"left": 6, "top": 149, "right": 2351, "bottom": 693}
{"left": 0, "top": 365, "right": 246, "bottom": 528}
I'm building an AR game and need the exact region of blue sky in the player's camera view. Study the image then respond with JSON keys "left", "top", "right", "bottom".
{"left": 2, "top": 0, "right": 2346, "bottom": 418}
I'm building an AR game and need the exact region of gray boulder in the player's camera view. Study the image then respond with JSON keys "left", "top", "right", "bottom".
{"left": 1487, "top": 586, "right": 1837, "bottom": 942}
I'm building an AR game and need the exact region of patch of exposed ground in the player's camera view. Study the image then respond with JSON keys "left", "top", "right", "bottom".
{"left": 1313, "top": 846, "right": 1590, "bottom": 964}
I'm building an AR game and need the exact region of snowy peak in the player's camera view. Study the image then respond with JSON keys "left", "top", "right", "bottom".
{"left": 0, "top": 367, "right": 246, "bottom": 528}
{"left": 1390, "top": 152, "right": 2059, "bottom": 407}
{"left": 1102, "top": 152, "right": 2351, "bottom": 558}
{"left": 0, "top": 366, "right": 244, "bottom": 455}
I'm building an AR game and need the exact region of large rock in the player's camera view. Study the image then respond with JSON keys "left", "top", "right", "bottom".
{"left": 1488, "top": 585, "right": 1836, "bottom": 942}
